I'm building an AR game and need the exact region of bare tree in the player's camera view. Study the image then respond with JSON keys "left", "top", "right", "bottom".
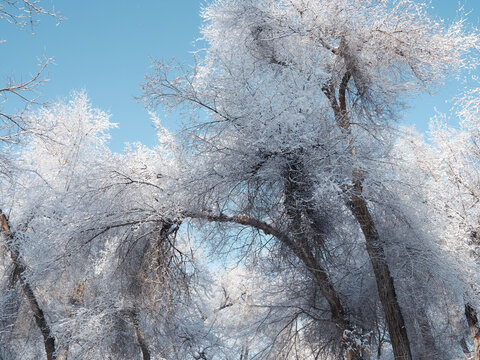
{"left": 0, "top": 0, "right": 60, "bottom": 167}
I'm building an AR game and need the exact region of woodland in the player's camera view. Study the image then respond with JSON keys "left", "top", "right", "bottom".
{"left": 1, "top": 0, "right": 480, "bottom": 359}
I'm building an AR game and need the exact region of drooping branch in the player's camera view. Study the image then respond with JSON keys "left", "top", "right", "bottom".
{"left": 0, "top": 1, "right": 60, "bottom": 144}
{"left": 184, "top": 210, "right": 371, "bottom": 358}
{"left": 0, "top": 209, "right": 56, "bottom": 360}
{"left": 184, "top": 211, "right": 299, "bottom": 255}
{"left": 0, "top": 56, "right": 54, "bottom": 145}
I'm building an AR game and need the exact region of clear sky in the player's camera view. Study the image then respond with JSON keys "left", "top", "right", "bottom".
{"left": 0, "top": 0, "right": 479, "bottom": 152}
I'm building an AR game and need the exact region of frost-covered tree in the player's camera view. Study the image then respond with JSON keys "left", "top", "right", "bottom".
{"left": 396, "top": 87, "right": 480, "bottom": 359}
{"left": 141, "top": 0, "right": 479, "bottom": 358}
{"left": 0, "top": 93, "right": 219, "bottom": 360}
{"left": 2, "top": 1, "right": 480, "bottom": 359}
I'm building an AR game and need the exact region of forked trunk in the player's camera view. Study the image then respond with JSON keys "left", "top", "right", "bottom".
{"left": 239, "top": 345, "right": 249, "bottom": 360}
{"left": 323, "top": 69, "right": 412, "bottom": 359}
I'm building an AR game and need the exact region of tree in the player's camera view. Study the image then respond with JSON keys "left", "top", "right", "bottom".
{"left": 2, "top": 1, "right": 480, "bottom": 359}
{"left": 396, "top": 86, "right": 480, "bottom": 359}
{"left": 0, "top": 93, "right": 215, "bottom": 359}
{"left": 142, "top": 0, "right": 479, "bottom": 358}
{"left": 0, "top": 4, "right": 62, "bottom": 358}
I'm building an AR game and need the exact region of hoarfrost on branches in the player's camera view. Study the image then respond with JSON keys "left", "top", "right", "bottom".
{"left": 2, "top": 1, "right": 480, "bottom": 359}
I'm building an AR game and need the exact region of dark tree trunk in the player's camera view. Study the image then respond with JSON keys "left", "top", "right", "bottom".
{"left": 414, "top": 299, "right": 437, "bottom": 359}
{"left": 349, "top": 179, "right": 411, "bottom": 360}
{"left": 322, "top": 68, "right": 413, "bottom": 359}
{"left": 239, "top": 345, "right": 249, "bottom": 360}
{"left": 466, "top": 303, "right": 480, "bottom": 360}
{"left": 283, "top": 158, "right": 346, "bottom": 324}
{"left": 22, "top": 279, "right": 57, "bottom": 360}
{"left": 283, "top": 160, "right": 368, "bottom": 359}
{"left": 134, "top": 324, "right": 150, "bottom": 360}
{"left": 1, "top": 210, "right": 56, "bottom": 360}
{"left": 130, "top": 313, "right": 150, "bottom": 360}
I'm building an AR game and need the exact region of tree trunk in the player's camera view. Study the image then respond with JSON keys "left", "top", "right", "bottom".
{"left": 415, "top": 300, "right": 437, "bottom": 359}
{"left": 350, "top": 179, "right": 411, "bottom": 360}
{"left": 133, "top": 317, "right": 150, "bottom": 360}
{"left": 284, "top": 158, "right": 346, "bottom": 324}
{"left": 284, "top": 161, "right": 368, "bottom": 359}
{"left": 239, "top": 345, "right": 249, "bottom": 360}
{"left": 323, "top": 69, "right": 412, "bottom": 359}
{"left": 1, "top": 210, "right": 56, "bottom": 360}
{"left": 466, "top": 303, "right": 480, "bottom": 360}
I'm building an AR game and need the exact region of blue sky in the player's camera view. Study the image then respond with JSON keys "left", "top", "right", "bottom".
{"left": 0, "top": 1, "right": 478, "bottom": 152}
